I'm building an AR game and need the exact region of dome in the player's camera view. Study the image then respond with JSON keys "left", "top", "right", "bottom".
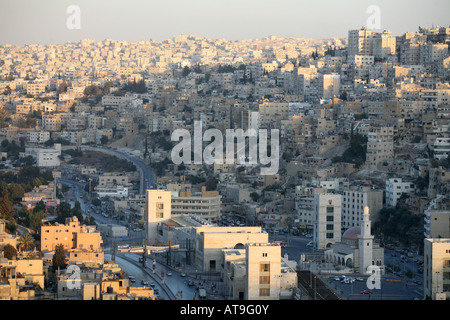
{"left": 342, "top": 226, "right": 361, "bottom": 241}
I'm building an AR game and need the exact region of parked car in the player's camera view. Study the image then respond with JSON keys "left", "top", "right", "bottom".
{"left": 360, "top": 290, "right": 372, "bottom": 295}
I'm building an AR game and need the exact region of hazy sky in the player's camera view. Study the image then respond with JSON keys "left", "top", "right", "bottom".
{"left": 0, "top": 0, "right": 449, "bottom": 45}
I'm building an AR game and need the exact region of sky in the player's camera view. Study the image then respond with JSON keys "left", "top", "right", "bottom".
{"left": 0, "top": 0, "right": 449, "bottom": 45}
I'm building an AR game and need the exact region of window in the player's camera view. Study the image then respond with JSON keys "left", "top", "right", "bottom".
{"left": 260, "top": 276, "right": 270, "bottom": 284}
{"left": 259, "top": 288, "right": 270, "bottom": 296}
{"left": 326, "top": 206, "right": 334, "bottom": 214}
{"left": 260, "top": 263, "right": 270, "bottom": 272}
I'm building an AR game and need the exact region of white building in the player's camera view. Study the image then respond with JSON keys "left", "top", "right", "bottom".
{"left": 324, "top": 206, "right": 385, "bottom": 275}
{"left": 241, "top": 110, "right": 260, "bottom": 132}
{"left": 433, "top": 137, "right": 450, "bottom": 161}
{"left": 313, "top": 193, "right": 342, "bottom": 250}
{"left": 94, "top": 185, "right": 128, "bottom": 198}
{"left": 385, "top": 178, "right": 415, "bottom": 207}
{"left": 27, "top": 130, "right": 50, "bottom": 144}
{"left": 21, "top": 143, "right": 61, "bottom": 167}
{"left": 341, "top": 186, "right": 383, "bottom": 230}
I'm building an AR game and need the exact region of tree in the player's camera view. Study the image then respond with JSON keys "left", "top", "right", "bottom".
{"left": 84, "top": 85, "right": 102, "bottom": 97}
{"left": 100, "top": 135, "right": 108, "bottom": 145}
{"left": 52, "top": 244, "right": 67, "bottom": 271}
{"left": 18, "top": 233, "right": 35, "bottom": 252}
{"left": 182, "top": 66, "right": 191, "bottom": 77}
{"left": 3, "top": 243, "right": 17, "bottom": 259}
{"left": 205, "top": 178, "right": 217, "bottom": 191}
{"left": 0, "top": 185, "right": 14, "bottom": 220}
{"left": 250, "top": 192, "right": 260, "bottom": 202}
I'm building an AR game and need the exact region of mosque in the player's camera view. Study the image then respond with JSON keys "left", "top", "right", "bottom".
{"left": 324, "top": 206, "right": 385, "bottom": 275}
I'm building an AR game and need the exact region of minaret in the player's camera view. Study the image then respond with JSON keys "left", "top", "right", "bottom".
{"left": 358, "top": 206, "right": 374, "bottom": 274}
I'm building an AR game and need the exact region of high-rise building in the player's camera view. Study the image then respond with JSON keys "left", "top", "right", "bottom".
{"left": 372, "top": 30, "right": 397, "bottom": 59}
{"left": 145, "top": 190, "right": 172, "bottom": 244}
{"left": 313, "top": 193, "right": 342, "bottom": 250}
{"left": 348, "top": 28, "right": 376, "bottom": 56}
{"left": 245, "top": 243, "right": 281, "bottom": 300}
{"left": 423, "top": 238, "right": 450, "bottom": 300}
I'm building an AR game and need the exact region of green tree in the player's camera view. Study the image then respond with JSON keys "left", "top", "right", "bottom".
{"left": 3, "top": 243, "right": 17, "bottom": 259}
{"left": 0, "top": 185, "right": 14, "bottom": 219}
{"left": 8, "top": 182, "right": 25, "bottom": 202}
{"left": 18, "top": 233, "right": 35, "bottom": 252}
{"left": 84, "top": 85, "right": 102, "bottom": 97}
{"left": 182, "top": 66, "right": 191, "bottom": 77}
{"left": 250, "top": 192, "right": 260, "bottom": 202}
{"left": 52, "top": 244, "right": 67, "bottom": 271}
{"left": 100, "top": 135, "right": 108, "bottom": 145}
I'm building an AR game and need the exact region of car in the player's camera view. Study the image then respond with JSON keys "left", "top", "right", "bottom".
{"left": 360, "top": 290, "right": 372, "bottom": 295}
{"left": 188, "top": 280, "right": 195, "bottom": 286}
{"left": 153, "top": 288, "right": 159, "bottom": 294}
{"left": 149, "top": 281, "right": 156, "bottom": 287}
{"left": 167, "top": 271, "right": 172, "bottom": 276}
{"left": 356, "top": 277, "right": 364, "bottom": 281}
{"left": 141, "top": 280, "right": 149, "bottom": 285}
{"left": 130, "top": 278, "right": 136, "bottom": 283}
{"left": 181, "top": 273, "right": 186, "bottom": 277}
{"left": 334, "top": 277, "right": 341, "bottom": 281}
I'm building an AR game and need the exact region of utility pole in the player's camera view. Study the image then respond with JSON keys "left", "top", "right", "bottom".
{"left": 142, "top": 239, "right": 147, "bottom": 267}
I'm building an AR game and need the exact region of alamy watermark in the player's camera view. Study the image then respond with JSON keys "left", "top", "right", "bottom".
{"left": 366, "top": 265, "right": 382, "bottom": 290}
{"left": 66, "top": 5, "right": 81, "bottom": 30}
{"left": 66, "top": 264, "right": 81, "bottom": 290}
{"left": 171, "top": 121, "right": 280, "bottom": 175}
{"left": 366, "top": 5, "right": 381, "bottom": 31}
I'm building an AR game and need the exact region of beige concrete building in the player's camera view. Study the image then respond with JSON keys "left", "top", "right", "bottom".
{"left": 348, "top": 28, "right": 376, "bottom": 56}
{"left": 194, "top": 225, "right": 268, "bottom": 272}
{"left": 40, "top": 216, "right": 104, "bottom": 264}
{"left": 0, "top": 220, "right": 18, "bottom": 251}
{"left": 145, "top": 189, "right": 172, "bottom": 244}
{"left": 424, "top": 210, "right": 450, "bottom": 239}
{"left": 365, "top": 126, "right": 394, "bottom": 169}
{"left": 221, "top": 244, "right": 298, "bottom": 300}
{"left": 56, "top": 261, "right": 156, "bottom": 300}
{"left": 171, "top": 187, "right": 221, "bottom": 221}
{"left": 245, "top": 243, "right": 282, "bottom": 300}
{"left": 423, "top": 238, "right": 450, "bottom": 300}
{"left": 0, "top": 258, "right": 45, "bottom": 300}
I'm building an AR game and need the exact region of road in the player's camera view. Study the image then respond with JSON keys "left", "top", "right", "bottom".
{"left": 271, "top": 232, "right": 424, "bottom": 300}
{"left": 62, "top": 145, "right": 155, "bottom": 194}
{"left": 105, "top": 252, "right": 197, "bottom": 300}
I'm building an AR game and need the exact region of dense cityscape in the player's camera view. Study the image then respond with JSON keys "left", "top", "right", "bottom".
{"left": 0, "top": 3, "right": 449, "bottom": 308}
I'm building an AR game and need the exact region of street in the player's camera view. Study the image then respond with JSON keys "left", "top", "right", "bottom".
{"left": 105, "top": 252, "right": 198, "bottom": 300}
{"left": 271, "top": 232, "right": 424, "bottom": 300}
